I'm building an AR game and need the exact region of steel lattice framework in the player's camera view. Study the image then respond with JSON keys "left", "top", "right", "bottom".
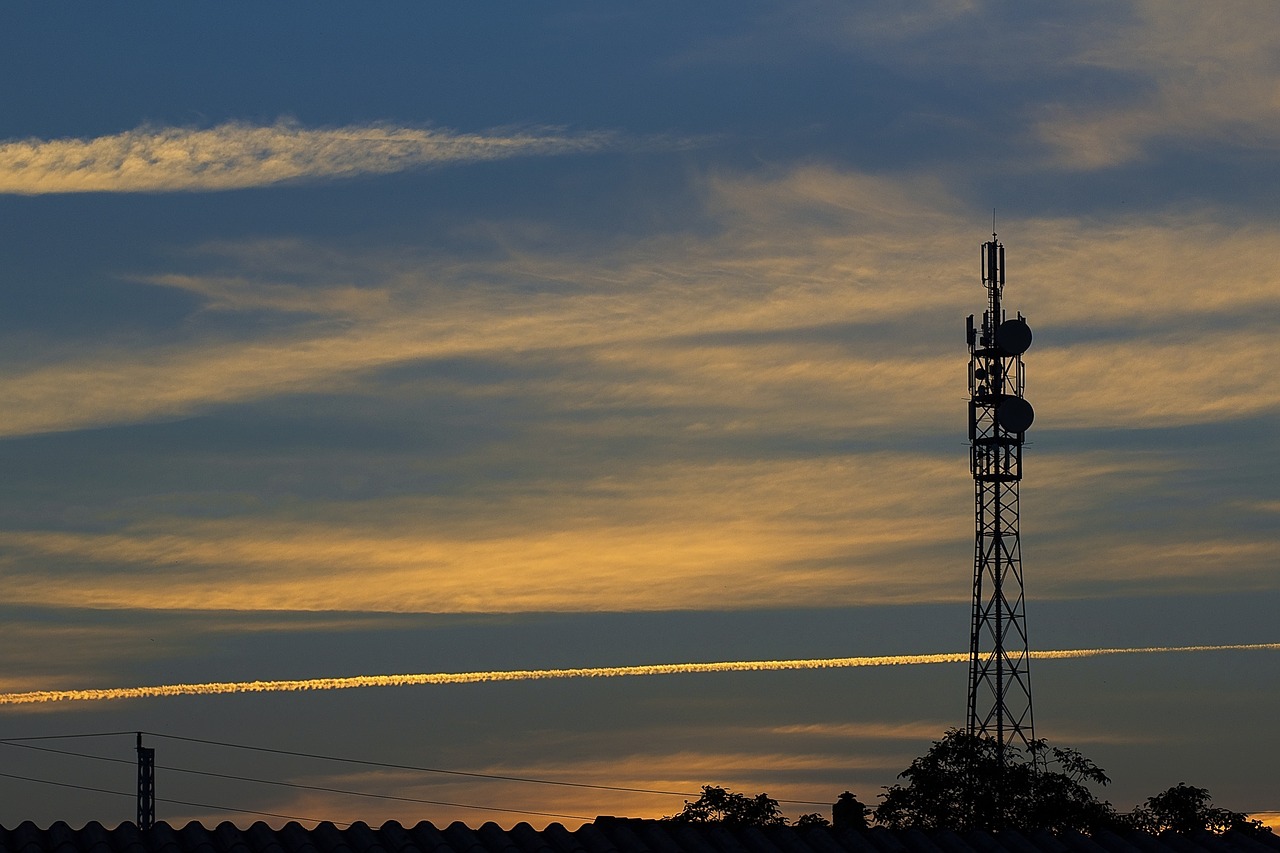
{"left": 136, "top": 732, "right": 155, "bottom": 830}
{"left": 966, "top": 237, "right": 1036, "bottom": 758}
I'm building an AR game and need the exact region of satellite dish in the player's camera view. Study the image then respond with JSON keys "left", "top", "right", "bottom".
{"left": 997, "top": 397, "right": 1035, "bottom": 433}
{"left": 996, "top": 318, "right": 1033, "bottom": 355}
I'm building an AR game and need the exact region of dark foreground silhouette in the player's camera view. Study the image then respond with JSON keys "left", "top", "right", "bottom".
{"left": 667, "top": 730, "right": 1271, "bottom": 835}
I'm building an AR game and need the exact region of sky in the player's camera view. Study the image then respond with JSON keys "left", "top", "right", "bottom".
{"left": 0, "top": 0, "right": 1278, "bottom": 831}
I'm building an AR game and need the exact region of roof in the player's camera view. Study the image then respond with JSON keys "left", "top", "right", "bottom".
{"left": 1, "top": 817, "right": 1278, "bottom": 853}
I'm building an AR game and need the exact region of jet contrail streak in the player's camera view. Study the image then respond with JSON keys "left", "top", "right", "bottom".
{"left": 1, "top": 643, "right": 1275, "bottom": 706}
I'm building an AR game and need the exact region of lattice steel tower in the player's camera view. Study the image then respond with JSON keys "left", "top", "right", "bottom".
{"left": 966, "top": 235, "right": 1036, "bottom": 757}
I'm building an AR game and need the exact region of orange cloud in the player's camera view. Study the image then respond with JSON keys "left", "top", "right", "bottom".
{"left": 0, "top": 454, "right": 969, "bottom": 612}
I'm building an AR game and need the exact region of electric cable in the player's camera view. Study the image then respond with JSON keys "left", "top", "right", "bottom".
{"left": 0, "top": 731, "right": 140, "bottom": 742}
{"left": 0, "top": 741, "right": 132, "bottom": 765}
{"left": 0, "top": 729, "right": 830, "bottom": 809}
{"left": 0, "top": 770, "right": 344, "bottom": 826}
{"left": 0, "top": 741, "right": 593, "bottom": 822}
{"left": 143, "top": 731, "right": 830, "bottom": 806}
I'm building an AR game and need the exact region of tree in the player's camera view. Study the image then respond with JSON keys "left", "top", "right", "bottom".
{"left": 1127, "top": 783, "right": 1271, "bottom": 836}
{"left": 1023, "top": 739, "right": 1120, "bottom": 833}
{"left": 873, "top": 729, "right": 1120, "bottom": 833}
{"left": 795, "top": 812, "right": 832, "bottom": 828}
{"left": 665, "top": 785, "right": 788, "bottom": 827}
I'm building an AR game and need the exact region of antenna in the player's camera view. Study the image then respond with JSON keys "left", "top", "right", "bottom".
{"left": 966, "top": 236, "right": 1035, "bottom": 765}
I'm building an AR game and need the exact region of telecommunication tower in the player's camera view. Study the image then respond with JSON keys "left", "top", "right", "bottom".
{"left": 965, "top": 235, "right": 1035, "bottom": 758}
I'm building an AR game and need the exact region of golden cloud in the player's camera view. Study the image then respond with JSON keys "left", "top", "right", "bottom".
{"left": 0, "top": 454, "right": 969, "bottom": 612}
{"left": 2, "top": 445, "right": 1263, "bottom": 613}
{"left": 5, "top": 163, "right": 1276, "bottom": 444}
{"left": 0, "top": 164, "right": 1274, "bottom": 616}
{"left": 0, "top": 121, "right": 615, "bottom": 194}
{"left": 1034, "top": 332, "right": 1280, "bottom": 429}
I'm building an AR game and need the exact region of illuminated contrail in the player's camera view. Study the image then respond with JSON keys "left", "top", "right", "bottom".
{"left": 1, "top": 643, "right": 1275, "bottom": 706}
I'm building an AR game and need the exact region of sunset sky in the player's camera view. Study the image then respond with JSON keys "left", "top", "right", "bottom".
{"left": 1, "top": 1, "right": 1278, "bottom": 830}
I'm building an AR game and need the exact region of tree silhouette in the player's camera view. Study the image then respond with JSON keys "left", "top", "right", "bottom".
{"left": 664, "top": 785, "right": 788, "bottom": 827}
{"left": 669, "top": 749, "right": 1271, "bottom": 836}
{"left": 1128, "top": 783, "right": 1271, "bottom": 836}
{"left": 874, "top": 729, "right": 1120, "bottom": 833}
{"left": 664, "top": 785, "right": 832, "bottom": 827}
{"left": 795, "top": 812, "right": 833, "bottom": 828}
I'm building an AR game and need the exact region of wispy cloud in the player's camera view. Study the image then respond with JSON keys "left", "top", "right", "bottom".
{"left": 1036, "top": 1, "right": 1280, "bottom": 168}
{"left": 767, "top": 720, "right": 948, "bottom": 740}
{"left": 8, "top": 166, "right": 1278, "bottom": 440}
{"left": 758, "top": 2, "right": 1280, "bottom": 170}
{"left": 0, "top": 453, "right": 968, "bottom": 612}
{"left": 1, "top": 449, "right": 1256, "bottom": 612}
{"left": 3, "top": 165, "right": 1277, "bottom": 613}
{"left": 0, "top": 121, "right": 616, "bottom": 194}
{"left": 201, "top": 747, "right": 889, "bottom": 829}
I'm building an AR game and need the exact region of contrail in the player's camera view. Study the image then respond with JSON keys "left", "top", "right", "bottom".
{"left": 1, "top": 643, "right": 1275, "bottom": 706}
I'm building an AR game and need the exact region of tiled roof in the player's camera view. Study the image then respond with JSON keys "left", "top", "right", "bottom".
{"left": 1, "top": 818, "right": 1277, "bottom": 853}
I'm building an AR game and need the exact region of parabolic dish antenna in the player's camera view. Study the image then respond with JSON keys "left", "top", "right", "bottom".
{"left": 997, "top": 397, "right": 1035, "bottom": 433}
{"left": 996, "top": 318, "right": 1033, "bottom": 355}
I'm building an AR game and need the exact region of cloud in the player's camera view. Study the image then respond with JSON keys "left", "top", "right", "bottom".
{"left": 0, "top": 453, "right": 969, "bottom": 612}
{"left": 1035, "top": 1, "right": 1280, "bottom": 168}
{"left": 3, "top": 164, "right": 1277, "bottom": 615}
{"left": 745, "top": 2, "right": 1280, "bottom": 171}
{"left": 0, "top": 121, "right": 616, "bottom": 194}
{"left": 0, "top": 450, "right": 1269, "bottom": 613}
{"left": 0, "top": 167, "right": 976, "bottom": 439}
{"left": 768, "top": 720, "right": 949, "bottom": 740}
{"left": 199, "top": 746, "right": 886, "bottom": 829}
{"left": 5, "top": 166, "right": 1275, "bottom": 442}
{"left": 1034, "top": 333, "right": 1280, "bottom": 429}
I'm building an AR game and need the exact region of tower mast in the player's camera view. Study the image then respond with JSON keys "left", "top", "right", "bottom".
{"left": 966, "top": 235, "right": 1036, "bottom": 760}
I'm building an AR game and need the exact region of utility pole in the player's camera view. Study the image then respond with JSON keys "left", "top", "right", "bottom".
{"left": 136, "top": 732, "right": 155, "bottom": 830}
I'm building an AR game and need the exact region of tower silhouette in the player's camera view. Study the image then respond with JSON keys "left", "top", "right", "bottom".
{"left": 966, "top": 236, "right": 1035, "bottom": 758}
{"left": 136, "top": 732, "right": 155, "bottom": 830}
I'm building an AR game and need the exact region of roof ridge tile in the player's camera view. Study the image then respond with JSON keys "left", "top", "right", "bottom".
{"left": 505, "top": 823, "right": 557, "bottom": 853}
{"left": 405, "top": 821, "right": 452, "bottom": 853}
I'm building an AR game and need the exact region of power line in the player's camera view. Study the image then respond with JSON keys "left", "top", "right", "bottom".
{"left": 0, "top": 731, "right": 139, "bottom": 742}
{"left": 143, "top": 731, "right": 831, "bottom": 807}
{"left": 0, "top": 729, "right": 831, "bottom": 810}
{"left": 0, "top": 741, "right": 593, "bottom": 822}
{"left": 0, "top": 770, "right": 343, "bottom": 826}
{"left": 0, "top": 741, "right": 132, "bottom": 765}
